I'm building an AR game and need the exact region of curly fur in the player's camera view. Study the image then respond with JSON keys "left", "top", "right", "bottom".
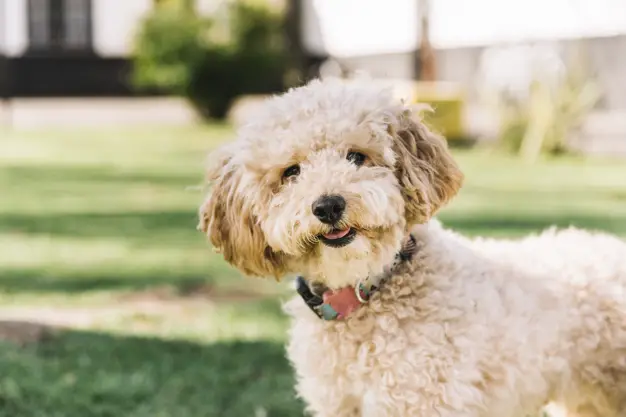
{"left": 199, "top": 77, "right": 626, "bottom": 417}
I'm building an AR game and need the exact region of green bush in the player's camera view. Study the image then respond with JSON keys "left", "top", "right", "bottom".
{"left": 495, "top": 73, "right": 600, "bottom": 162}
{"left": 493, "top": 45, "right": 601, "bottom": 162}
{"left": 133, "top": 1, "right": 289, "bottom": 120}
{"left": 133, "top": 9, "right": 207, "bottom": 94}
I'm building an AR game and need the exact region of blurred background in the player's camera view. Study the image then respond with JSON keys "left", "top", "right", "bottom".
{"left": 1, "top": 0, "right": 625, "bottom": 416}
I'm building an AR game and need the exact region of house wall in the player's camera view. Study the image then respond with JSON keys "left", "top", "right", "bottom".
{"left": 0, "top": 0, "right": 7, "bottom": 98}
{"left": 0, "top": 0, "right": 224, "bottom": 59}
{"left": 434, "top": 36, "right": 626, "bottom": 148}
{"left": 298, "top": 0, "right": 626, "bottom": 110}
{"left": 436, "top": 35, "right": 626, "bottom": 110}
{"left": 0, "top": 0, "right": 153, "bottom": 58}
{"left": 2, "top": 0, "right": 28, "bottom": 57}
{"left": 92, "top": 0, "right": 152, "bottom": 57}
{"left": 0, "top": 0, "right": 157, "bottom": 97}
{"left": 301, "top": 0, "right": 418, "bottom": 58}
{"left": 0, "top": 0, "right": 6, "bottom": 54}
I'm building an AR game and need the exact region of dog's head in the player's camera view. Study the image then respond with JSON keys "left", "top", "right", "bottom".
{"left": 199, "top": 78, "right": 463, "bottom": 288}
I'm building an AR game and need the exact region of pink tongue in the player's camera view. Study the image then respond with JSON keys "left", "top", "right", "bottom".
{"left": 323, "top": 228, "right": 350, "bottom": 240}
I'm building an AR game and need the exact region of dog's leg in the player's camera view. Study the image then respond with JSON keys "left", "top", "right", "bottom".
{"left": 545, "top": 396, "right": 623, "bottom": 417}
{"left": 358, "top": 385, "right": 488, "bottom": 417}
{"left": 296, "top": 383, "right": 361, "bottom": 417}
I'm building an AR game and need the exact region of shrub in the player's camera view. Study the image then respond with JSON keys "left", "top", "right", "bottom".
{"left": 132, "top": 8, "right": 207, "bottom": 95}
{"left": 133, "top": 1, "right": 289, "bottom": 120}
{"left": 492, "top": 45, "right": 601, "bottom": 162}
{"left": 495, "top": 72, "right": 601, "bottom": 162}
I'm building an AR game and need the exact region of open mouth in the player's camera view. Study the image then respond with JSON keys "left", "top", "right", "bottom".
{"left": 318, "top": 227, "right": 356, "bottom": 248}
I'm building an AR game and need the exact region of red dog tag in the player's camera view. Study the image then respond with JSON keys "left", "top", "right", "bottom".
{"left": 322, "top": 286, "right": 362, "bottom": 319}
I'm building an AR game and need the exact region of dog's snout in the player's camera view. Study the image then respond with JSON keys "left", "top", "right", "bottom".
{"left": 312, "top": 195, "right": 346, "bottom": 224}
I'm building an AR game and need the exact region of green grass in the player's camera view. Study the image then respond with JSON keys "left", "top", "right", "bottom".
{"left": 441, "top": 149, "right": 626, "bottom": 237}
{"left": 1, "top": 125, "right": 626, "bottom": 416}
{"left": 0, "top": 335, "right": 300, "bottom": 417}
{"left": 1, "top": 125, "right": 238, "bottom": 296}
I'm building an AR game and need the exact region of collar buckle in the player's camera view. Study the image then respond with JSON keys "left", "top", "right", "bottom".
{"left": 355, "top": 280, "right": 372, "bottom": 303}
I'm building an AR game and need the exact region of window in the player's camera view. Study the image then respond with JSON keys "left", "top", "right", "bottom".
{"left": 28, "top": 0, "right": 92, "bottom": 52}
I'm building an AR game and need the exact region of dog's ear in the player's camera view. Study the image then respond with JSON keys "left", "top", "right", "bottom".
{"left": 198, "top": 147, "right": 284, "bottom": 279}
{"left": 389, "top": 107, "right": 464, "bottom": 225}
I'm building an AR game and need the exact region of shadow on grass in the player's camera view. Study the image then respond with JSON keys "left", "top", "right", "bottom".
{"left": 0, "top": 325, "right": 303, "bottom": 417}
{"left": 2, "top": 164, "right": 200, "bottom": 188}
{"left": 441, "top": 212, "right": 626, "bottom": 237}
{"left": 1, "top": 210, "right": 201, "bottom": 241}
{"left": 0, "top": 269, "right": 216, "bottom": 294}
{"left": 459, "top": 184, "right": 626, "bottom": 200}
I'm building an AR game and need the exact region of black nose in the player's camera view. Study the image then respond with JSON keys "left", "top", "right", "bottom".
{"left": 312, "top": 195, "right": 346, "bottom": 224}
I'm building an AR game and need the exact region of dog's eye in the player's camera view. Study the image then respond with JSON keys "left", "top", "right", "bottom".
{"left": 347, "top": 151, "right": 367, "bottom": 166}
{"left": 282, "top": 164, "right": 300, "bottom": 179}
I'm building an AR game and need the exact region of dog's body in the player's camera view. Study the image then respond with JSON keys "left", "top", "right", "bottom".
{"left": 199, "top": 77, "right": 626, "bottom": 416}
{"left": 286, "top": 221, "right": 626, "bottom": 417}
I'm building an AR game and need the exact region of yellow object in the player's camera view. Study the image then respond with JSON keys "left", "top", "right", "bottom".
{"left": 412, "top": 82, "right": 466, "bottom": 140}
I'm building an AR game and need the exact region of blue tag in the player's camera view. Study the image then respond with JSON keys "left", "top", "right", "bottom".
{"left": 320, "top": 304, "right": 339, "bottom": 320}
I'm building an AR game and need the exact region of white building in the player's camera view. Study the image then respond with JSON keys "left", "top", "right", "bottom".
{"left": 0, "top": 0, "right": 160, "bottom": 97}
{"left": 2, "top": 0, "right": 626, "bottom": 112}
{"left": 0, "top": 0, "right": 224, "bottom": 98}
{"left": 296, "top": 0, "right": 626, "bottom": 109}
{"left": 293, "top": 0, "right": 626, "bottom": 153}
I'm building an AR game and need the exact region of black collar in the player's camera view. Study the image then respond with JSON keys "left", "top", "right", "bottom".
{"left": 295, "top": 233, "right": 418, "bottom": 320}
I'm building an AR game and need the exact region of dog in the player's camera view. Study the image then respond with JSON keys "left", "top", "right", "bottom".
{"left": 198, "top": 77, "right": 626, "bottom": 417}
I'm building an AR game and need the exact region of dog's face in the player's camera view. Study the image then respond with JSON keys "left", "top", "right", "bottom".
{"left": 199, "top": 78, "right": 463, "bottom": 289}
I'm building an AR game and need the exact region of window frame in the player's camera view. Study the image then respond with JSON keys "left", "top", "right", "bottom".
{"left": 26, "top": 0, "right": 94, "bottom": 56}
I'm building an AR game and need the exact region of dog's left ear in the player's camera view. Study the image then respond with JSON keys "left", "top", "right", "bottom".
{"left": 389, "top": 107, "right": 464, "bottom": 225}
{"left": 198, "top": 146, "right": 285, "bottom": 279}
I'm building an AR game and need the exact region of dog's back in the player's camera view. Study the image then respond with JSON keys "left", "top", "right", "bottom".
{"left": 468, "top": 226, "right": 626, "bottom": 416}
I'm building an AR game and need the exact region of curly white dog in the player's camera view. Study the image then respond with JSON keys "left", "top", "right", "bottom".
{"left": 199, "top": 77, "right": 626, "bottom": 417}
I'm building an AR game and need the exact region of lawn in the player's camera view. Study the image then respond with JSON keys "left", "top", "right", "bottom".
{"left": 1, "top": 124, "right": 626, "bottom": 417}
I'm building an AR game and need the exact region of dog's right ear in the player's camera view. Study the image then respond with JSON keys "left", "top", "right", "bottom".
{"left": 198, "top": 146, "right": 284, "bottom": 279}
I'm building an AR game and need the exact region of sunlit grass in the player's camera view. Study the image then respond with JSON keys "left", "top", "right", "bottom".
{"left": 1, "top": 124, "right": 626, "bottom": 416}
{"left": 440, "top": 149, "right": 626, "bottom": 237}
